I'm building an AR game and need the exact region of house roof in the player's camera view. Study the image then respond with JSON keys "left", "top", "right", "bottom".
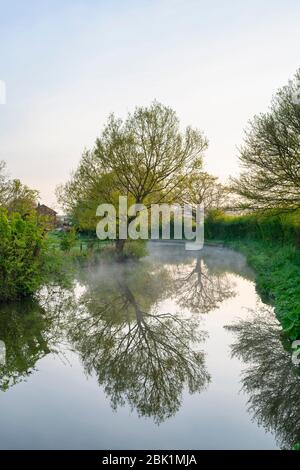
{"left": 36, "top": 203, "right": 57, "bottom": 215}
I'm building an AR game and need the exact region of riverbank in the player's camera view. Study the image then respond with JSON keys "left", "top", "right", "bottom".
{"left": 230, "top": 240, "right": 300, "bottom": 340}
{"left": 204, "top": 212, "right": 300, "bottom": 340}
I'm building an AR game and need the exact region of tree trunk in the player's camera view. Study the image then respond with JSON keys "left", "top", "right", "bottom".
{"left": 295, "top": 231, "right": 300, "bottom": 250}
{"left": 115, "top": 239, "right": 126, "bottom": 260}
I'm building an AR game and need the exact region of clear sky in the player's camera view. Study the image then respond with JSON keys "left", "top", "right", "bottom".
{"left": 0, "top": 0, "right": 300, "bottom": 209}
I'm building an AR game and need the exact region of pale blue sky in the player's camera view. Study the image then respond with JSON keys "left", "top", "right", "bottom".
{"left": 0, "top": 0, "right": 300, "bottom": 208}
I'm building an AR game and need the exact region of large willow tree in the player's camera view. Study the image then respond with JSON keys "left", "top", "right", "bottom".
{"left": 232, "top": 70, "right": 300, "bottom": 211}
{"left": 58, "top": 102, "right": 208, "bottom": 252}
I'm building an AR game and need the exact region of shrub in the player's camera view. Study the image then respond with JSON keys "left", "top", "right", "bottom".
{"left": 60, "top": 229, "right": 77, "bottom": 252}
{"left": 0, "top": 210, "right": 47, "bottom": 301}
{"left": 205, "top": 211, "right": 300, "bottom": 246}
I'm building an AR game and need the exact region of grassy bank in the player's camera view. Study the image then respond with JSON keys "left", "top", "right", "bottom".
{"left": 47, "top": 231, "right": 147, "bottom": 261}
{"left": 205, "top": 213, "right": 300, "bottom": 341}
{"left": 47, "top": 231, "right": 112, "bottom": 255}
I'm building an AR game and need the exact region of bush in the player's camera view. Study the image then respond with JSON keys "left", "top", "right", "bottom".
{"left": 205, "top": 211, "right": 300, "bottom": 246}
{"left": 60, "top": 229, "right": 77, "bottom": 252}
{"left": 0, "top": 210, "right": 47, "bottom": 301}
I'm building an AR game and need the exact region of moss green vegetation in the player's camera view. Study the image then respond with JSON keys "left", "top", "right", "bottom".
{"left": 205, "top": 212, "right": 300, "bottom": 340}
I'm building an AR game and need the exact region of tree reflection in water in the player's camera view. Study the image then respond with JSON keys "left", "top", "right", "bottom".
{"left": 68, "top": 261, "right": 212, "bottom": 424}
{"left": 0, "top": 287, "right": 75, "bottom": 391}
{"left": 226, "top": 306, "right": 300, "bottom": 449}
{"left": 0, "top": 300, "right": 53, "bottom": 391}
{"left": 68, "top": 251, "right": 238, "bottom": 423}
{"left": 0, "top": 247, "right": 238, "bottom": 424}
{"left": 2, "top": 245, "right": 298, "bottom": 442}
{"left": 170, "top": 253, "right": 236, "bottom": 313}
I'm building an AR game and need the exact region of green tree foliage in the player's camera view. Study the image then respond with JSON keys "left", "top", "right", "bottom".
{"left": 0, "top": 161, "right": 9, "bottom": 206}
{"left": 60, "top": 228, "right": 77, "bottom": 253}
{"left": 0, "top": 210, "right": 47, "bottom": 301}
{"left": 0, "top": 161, "right": 38, "bottom": 216}
{"left": 180, "top": 171, "right": 230, "bottom": 214}
{"left": 232, "top": 69, "right": 300, "bottom": 211}
{"left": 57, "top": 102, "right": 208, "bottom": 252}
{"left": 6, "top": 179, "right": 38, "bottom": 216}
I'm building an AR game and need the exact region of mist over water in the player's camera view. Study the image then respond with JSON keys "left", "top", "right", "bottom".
{"left": 0, "top": 243, "right": 298, "bottom": 449}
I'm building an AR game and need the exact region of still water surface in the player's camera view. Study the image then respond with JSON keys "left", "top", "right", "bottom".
{"left": 0, "top": 243, "right": 299, "bottom": 449}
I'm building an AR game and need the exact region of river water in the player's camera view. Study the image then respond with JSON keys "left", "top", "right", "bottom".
{"left": 0, "top": 243, "right": 299, "bottom": 449}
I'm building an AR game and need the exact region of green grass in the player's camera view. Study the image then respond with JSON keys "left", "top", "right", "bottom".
{"left": 205, "top": 212, "right": 300, "bottom": 340}
{"left": 47, "top": 231, "right": 112, "bottom": 255}
{"left": 225, "top": 240, "right": 300, "bottom": 340}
